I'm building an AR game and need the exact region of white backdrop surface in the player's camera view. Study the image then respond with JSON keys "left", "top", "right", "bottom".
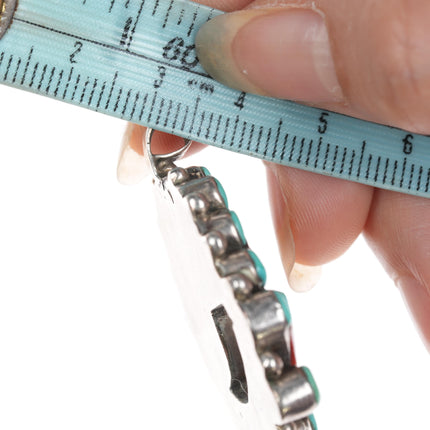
{"left": 0, "top": 85, "right": 428, "bottom": 430}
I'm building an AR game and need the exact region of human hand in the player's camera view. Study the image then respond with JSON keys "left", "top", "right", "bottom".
{"left": 121, "top": 0, "right": 430, "bottom": 351}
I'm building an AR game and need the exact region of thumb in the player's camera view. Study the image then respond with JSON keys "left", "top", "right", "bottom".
{"left": 195, "top": 1, "right": 430, "bottom": 133}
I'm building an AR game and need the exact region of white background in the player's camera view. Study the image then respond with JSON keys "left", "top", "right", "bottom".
{"left": 0, "top": 85, "right": 428, "bottom": 430}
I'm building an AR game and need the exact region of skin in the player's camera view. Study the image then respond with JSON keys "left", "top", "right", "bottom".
{"left": 128, "top": 0, "right": 430, "bottom": 351}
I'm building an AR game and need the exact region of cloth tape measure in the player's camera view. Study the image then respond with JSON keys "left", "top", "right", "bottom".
{"left": 0, "top": 0, "right": 429, "bottom": 198}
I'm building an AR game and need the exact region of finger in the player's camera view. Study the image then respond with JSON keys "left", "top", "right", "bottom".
{"left": 196, "top": 0, "right": 430, "bottom": 133}
{"left": 364, "top": 190, "right": 430, "bottom": 351}
{"left": 267, "top": 163, "right": 374, "bottom": 269}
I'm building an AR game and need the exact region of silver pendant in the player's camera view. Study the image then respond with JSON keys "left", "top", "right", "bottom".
{"left": 146, "top": 129, "right": 319, "bottom": 430}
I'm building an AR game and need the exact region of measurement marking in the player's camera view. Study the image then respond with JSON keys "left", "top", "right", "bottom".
{"left": 280, "top": 134, "right": 288, "bottom": 161}
{"left": 0, "top": 52, "right": 4, "bottom": 70}
{"left": 30, "top": 63, "right": 39, "bottom": 88}
{"left": 315, "top": 137, "right": 322, "bottom": 169}
{"left": 80, "top": 77, "right": 90, "bottom": 104}
{"left": 205, "top": 113, "right": 214, "bottom": 140}
{"left": 207, "top": 8, "right": 216, "bottom": 21}
{"left": 130, "top": 92, "right": 140, "bottom": 119}
{"left": 221, "top": 118, "right": 230, "bottom": 146}
{"left": 417, "top": 166, "right": 423, "bottom": 191}
{"left": 408, "top": 164, "right": 415, "bottom": 190}
{"left": 54, "top": 70, "right": 64, "bottom": 97}
{"left": 187, "top": 6, "right": 199, "bottom": 37}
{"left": 332, "top": 145, "right": 339, "bottom": 172}
{"left": 391, "top": 160, "right": 398, "bottom": 186}
{"left": 138, "top": 93, "right": 149, "bottom": 121}
{"left": 349, "top": 150, "right": 356, "bottom": 176}
{"left": 113, "top": 87, "right": 123, "bottom": 112}
{"left": 230, "top": 115, "right": 240, "bottom": 147}
{"left": 305, "top": 139, "right": 313, "bottom": 166}
{"left": 383, "top": 158, "right": 389, "bottom": 184}
{"left": 256, "top": 126, "right": 264, "bottom": 154}
{"left": 374, "top": 156, "right": 381, "bottom": 182}
{"left": 45, "top": 66, "right": 56, "bottom": 94}
{"left": 297, "top": 138, "right": 305, "bottom": 164}
{"left": 177, "top": 8, "right": 185, "bottom": 25}
{"left": 128, "top": 0, "right": 146, "bottom": 49}
{"left": 62, "top": 67, "right": 74, "bottom": 100}
{"left": 272, "top": 120, "right": 282, "bottom": 159}
{"left": 197, "top": 111, "right": 205, "bottom": 136}
{"left": 323, "top": 143, "right": 330, "bottom": 170}
{"left": 340, "top": 147, "right": 347, "bottom": 174}
{"left": 20, "top": 47, "right": 33, "bottom": 85}
{"left": 12, "top": 58, "right": 21, "bottom": 83}
{"left": 400, "top": 157, "right": 407, "bottom": 188}
{"left": 172, "top": 101, "right": 181, "bottom": 129}
{"left": 426, "top": 169, "right": 430, "bottom": 193}
{"left": 14, "top": 18, "right": 212, "bottom": 80}
{"left": 263, "top": 128, "right": 272, "bottom": 157}
{"left": 96, "top": 82, "right": 107, "bottom": 109}
{"left": 289, "top": 136, "right": 296, "bottom": 162}
{"left": 213, "top": 114, "right": 222, "bottom": 142}
{"left": 155, "top": 97, "right": 165, "bottom": 125}
{"left": 148, "top": 91, "right": 158, "bottom": 123}
{"left": 365, "top": 154, "right": 372, "bottom": 180}
{"left": 122, "top": 88, "right": 132, "bottom": 116}
{"left": 239, "top": 121, "right": 247, "bottom": 149}
{"left": 71, "top": 74, "right": 81, "bottom": 101}
{"left": 4, "top": 54, "right": 13, "bottom": 81}
{"left": 180, "top": 105, "right": 189, "bottom": 132}
{"left": 164, "top": 99, "right": 173, "bottom": 127}
{"left": 37, "top": 64, "right": 47, "bottom": 91}
{"left": 109, "top": 0, "right": 116, "bottom": 13}
{"left": 189, "top": 97, "right": 201, "bottom": 134}
{"left": 152, "top": 0, "right": 160, "bottom": 15}
{"left": 163, "top": 0, "right": 174, "bottom": 28}
{"left": 247, "top": 124, "right": 255, "bottom": 152}
{"left": 105, "top": 72, "right": 118, "bottom": 110}
{"left": 357, "top": 141, "right": 366, "bottom": 178}
{"left": 88, "top": 79, "right": 98, "bottom": 106}
{"left": 29, "top": 63, "right": 38, "bottom": 88}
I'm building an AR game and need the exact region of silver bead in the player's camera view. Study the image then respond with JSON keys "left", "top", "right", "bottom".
{"left": 260, "top": 351, "right": 284, "bottom": 379}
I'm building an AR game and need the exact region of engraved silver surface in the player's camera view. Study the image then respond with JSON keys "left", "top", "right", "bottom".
{"left": 146, "top": 129, "right": 318, "bottom": 430}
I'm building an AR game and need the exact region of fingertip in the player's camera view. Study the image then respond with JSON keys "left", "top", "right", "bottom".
{"left": 398, "top": 276, "right": 430, "bottom": 353}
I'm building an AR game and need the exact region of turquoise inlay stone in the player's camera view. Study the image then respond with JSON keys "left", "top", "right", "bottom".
{"left": 230, "top": 211, "right": 247, "bottom": 245}
{"left": 201, "top": 167, "right": 211, "bottom": 177}
{"left": 309, "top": 415, "right": 318, "bottom": 430}
{"left": 274, "top": 291, "right": 292, "bottom": 324}
{"left": 215, "top": 178, "right": 229, "bottom": 208}
{"left": 302, "top": 367, "right": 320, "bottom": 404}
{"left": 248, "top": 250, "right": 266, "bottom": 285}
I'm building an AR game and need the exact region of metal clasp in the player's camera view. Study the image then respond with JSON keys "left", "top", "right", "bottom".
{"left": 145, "top": 128, "right": 191, "bottom": 180}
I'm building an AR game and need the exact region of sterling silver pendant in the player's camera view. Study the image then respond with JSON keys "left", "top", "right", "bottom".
{"left": 146, "top": 129, "right": 319, "bottom": 430}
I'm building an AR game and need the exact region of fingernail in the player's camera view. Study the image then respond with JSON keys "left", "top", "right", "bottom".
{"left": 288, "top": 262, "right": 322, "bottom": 293}
{"left": 398, "top": 277, "right": 430, "bottom": 352}
{"left": 266, "top": 165, "right": 296, "bottom": 276}
{"left": 117, "top": 124, "right": 149, "bottom": 185}
{"left": 196, "top": 8, "right": 342, "bottom": 102}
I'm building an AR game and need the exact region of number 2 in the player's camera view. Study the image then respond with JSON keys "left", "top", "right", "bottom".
{"left": 69, "top": 41, "right": 83, "bottom": 64}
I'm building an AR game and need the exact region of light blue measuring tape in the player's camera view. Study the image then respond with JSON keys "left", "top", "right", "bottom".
{"left": 0, "top": 0, "right": 429, "bottom": 197}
